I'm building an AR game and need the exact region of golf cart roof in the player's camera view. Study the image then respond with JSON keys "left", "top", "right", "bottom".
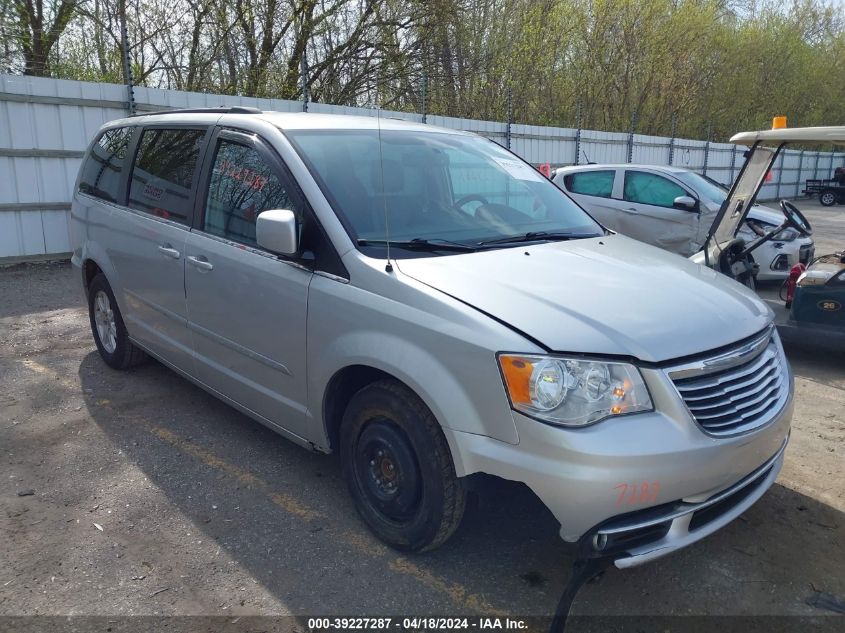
{"left": 730, "top": 126, "right": 845, "bottom": 147}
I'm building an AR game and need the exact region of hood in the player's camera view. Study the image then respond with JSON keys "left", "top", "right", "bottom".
{"left": 395, "top": 235, "right": 772, "bottom": 363}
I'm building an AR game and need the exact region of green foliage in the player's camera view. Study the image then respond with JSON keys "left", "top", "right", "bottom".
{"left": 1, "top": 0, "right": 843, "bottom": 140}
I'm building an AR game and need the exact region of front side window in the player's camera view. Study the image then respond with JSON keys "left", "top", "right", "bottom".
{"left": 675, "top": 171, "right": 728, "bottom": 206}
{"left": 79, "top": 127, "right": 134, "bottom": 202}
{"left": 623, "top": 171, "right": 687, "bottom": 208}
{"left": 128, "top": 128, "right": 206, "bottom": 225}
{"left": 203, "top": 140, "right": 297, "bottom": 246}
{"left": 286, "top": 129, "right": 602, "bottom": 254}
{"left": 563, "top": 170, "right": 615, "bottom": 198}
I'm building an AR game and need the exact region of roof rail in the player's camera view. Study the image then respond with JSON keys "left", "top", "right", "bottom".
{"left": 131, "top": 106, "right": 262, "bottom": 117}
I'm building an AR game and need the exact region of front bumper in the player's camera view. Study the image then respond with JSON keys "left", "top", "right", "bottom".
{"left": 445, "top": 361, "right": 793, "bottom": 566}
{"left": 594, "top": 433, "right": 787, "bottom": 568}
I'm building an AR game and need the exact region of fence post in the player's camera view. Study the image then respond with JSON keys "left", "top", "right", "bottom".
{"left": 794, "top": 150, "right": 804, "bottom": 198}
{"left": 775, "top": 151, "right": 785, "bottom": 200}
{"left": 626, "top": 111, "right": 637, "bottom": 163}
{"left": 573, "top": 101, "right": 582, "bottom": 165}
{"left": 119, "top": 1, "right": 136, "bottom": 115}
{"left": 667, "top": 113, "right": 677, "bottom": 166}
{"left": 702, "top": 122, "right": 712, "bottom": 177}
{"left": 421, "top": 72, "right": 427, "bottom": 124}
{"left": 813, "top": 151, "right": 821, "bottom": 180}
{"left": 300, "top": 49, "right": 309, "bottom": 112}
{"left": 505, "top": 89, "right": 513, "bottom": 150}
{"left": 729, "top": 145, "right": 738, "bottom": 183}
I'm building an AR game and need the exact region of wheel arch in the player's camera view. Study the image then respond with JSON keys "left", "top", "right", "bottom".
{"left": 82, "top": 258, "right": 104, "bottom": 296}
{"left": 322, "top": 364, "right": 407, "bottom": 453}
{"left": 311, "top": 329, "right": 520, "bottom": 457}
{"left": 78, "top": 242, "right": 123, "bottom": 310}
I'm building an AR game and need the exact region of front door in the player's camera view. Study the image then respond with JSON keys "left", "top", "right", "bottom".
{"left": 184, "top": 130, "right": 312, "bottom": 439}
{"left": 618, "top": 169, "right": 701, "bottom": 256}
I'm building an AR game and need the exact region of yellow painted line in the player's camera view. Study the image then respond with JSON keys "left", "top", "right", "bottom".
{"left": 389, "top": 558, "right": 504, "bottom": 615}
{"left": 150, "top": 426, "right": 321, "bottom": 522}
{"left": 19, "top": 358, "right": 78, "bottom": 390}
{"left": 15, "top": 356, "right": 502, "bottom": 613}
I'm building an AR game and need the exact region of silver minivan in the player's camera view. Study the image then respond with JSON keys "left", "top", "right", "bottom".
{"left": 70, "top": 109, "right": 792, "bottom": 567}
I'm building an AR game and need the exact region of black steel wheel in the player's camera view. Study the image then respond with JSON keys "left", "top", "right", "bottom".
{"left": 340, "top": 379, "right": 465, "bottom": 552}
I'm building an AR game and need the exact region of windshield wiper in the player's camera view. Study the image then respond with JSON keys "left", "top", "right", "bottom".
{"left": 478, "top": 231, "right": 599, "bottom": 246}
{"left": 357, "top": 238, "right": 478, "bottom": 252}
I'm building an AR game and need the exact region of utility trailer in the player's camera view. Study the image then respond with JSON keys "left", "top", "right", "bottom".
{"left": 804, "top": 178, "right": 845, "bottom": 206}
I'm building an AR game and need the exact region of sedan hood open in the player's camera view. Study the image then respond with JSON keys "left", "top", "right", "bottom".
{"left": 395, "top": 235, "right": 772, "bottom": 363}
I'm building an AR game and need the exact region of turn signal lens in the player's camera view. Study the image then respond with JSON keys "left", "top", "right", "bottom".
{"left": 499, "top": 356, "right": 534, "bottom": 405}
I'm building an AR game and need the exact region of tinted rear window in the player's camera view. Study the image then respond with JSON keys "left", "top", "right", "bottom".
{"left": 79, "top": 127, "right": 134, "bottom": 203}
{"left": 563, "top": 170, "right": 615, "bottom": 198}
{"left": 128, "top": 128, "right": 206, "bottom": 224}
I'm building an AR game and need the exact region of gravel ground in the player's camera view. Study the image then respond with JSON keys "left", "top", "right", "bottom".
{"left": 0, "top": 200, "right": 842, "bottom": 631}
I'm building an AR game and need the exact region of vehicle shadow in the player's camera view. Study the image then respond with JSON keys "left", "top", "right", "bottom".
{"left": 77, "top": 352, "right": 844, "bottom": 620}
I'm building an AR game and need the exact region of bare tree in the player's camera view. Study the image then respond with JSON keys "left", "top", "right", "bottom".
{"left": 11, "top": 0, "right": 79, "bottom": 75}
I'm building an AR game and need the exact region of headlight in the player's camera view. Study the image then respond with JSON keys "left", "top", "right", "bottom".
{"left": 498, "top": 354, "right": 652, "bottom": 427}
{"left": 772, "top": 227, "right": 798, "bottom": 242}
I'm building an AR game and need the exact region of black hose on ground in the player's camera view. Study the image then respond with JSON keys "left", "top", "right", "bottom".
{"left": 548, "top": 555, "right": 618, "bottom": 633}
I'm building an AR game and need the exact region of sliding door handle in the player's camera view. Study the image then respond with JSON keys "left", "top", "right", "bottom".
{"left": 157, "top": 244, "right": 181, "bottom": 259}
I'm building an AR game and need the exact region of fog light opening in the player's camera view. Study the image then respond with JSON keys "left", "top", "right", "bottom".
{"left": 592, "top": 532, "right": 608, "bottom": 551}
{"left": 771, "top": 254, "right": 789, "bottom": 271}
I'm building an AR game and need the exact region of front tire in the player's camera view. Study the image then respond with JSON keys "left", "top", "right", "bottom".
{"left": 340, "top": 379, "right": 466, "bottom": 552}
{"left": 87, "top": 273, "right": 148, "bottom": 370}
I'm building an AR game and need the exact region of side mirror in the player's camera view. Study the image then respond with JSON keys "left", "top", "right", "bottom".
{"left": 256, "top": 209, "right": 298, "bottom": 255}
{"left": 673, "top": 195, "right": 698, "bottom": 211}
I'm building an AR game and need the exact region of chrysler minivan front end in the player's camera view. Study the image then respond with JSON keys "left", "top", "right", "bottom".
{"left": 444, "top": 327, "right": 791, "bottom": 567}
{"left": 72, "top": 110, "right": 792, "bottom": 567}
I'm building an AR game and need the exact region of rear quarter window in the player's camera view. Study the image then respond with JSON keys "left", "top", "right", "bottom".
{"left": 78, "top": 127, "right": 134, "bottom": 203}
{"left": 562, "top": 170, "right": 615, "bottom": 198}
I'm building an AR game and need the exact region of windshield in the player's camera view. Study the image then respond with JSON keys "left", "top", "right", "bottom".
{"left": 675, "top": 171, "right": 728, "bottom": 206}
{"left": 285, "top": 129, "right": 603, "bottom": 251}
{"left": 711, "top": 145, "right": 778, "bottom": 245}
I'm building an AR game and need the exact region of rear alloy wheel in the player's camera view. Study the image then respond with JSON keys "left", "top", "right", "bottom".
{"left": 819, "top": 190, "right": 837, "bottom": 207}
{"left": 87, "top": 273, "right": 148, "bottom": 370}
{"left": 93, "top": 290, "right": 118, "bottom": 354}
{"left": 340, "top": 379, "right": 465, "bottom": 552}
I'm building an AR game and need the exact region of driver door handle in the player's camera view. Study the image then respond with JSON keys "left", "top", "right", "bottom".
{"left": 187, "top": 255, "right": 213, "bottom": 271}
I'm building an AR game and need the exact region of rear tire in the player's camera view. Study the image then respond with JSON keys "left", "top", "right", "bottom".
{"left": 340, "top": 379, "right": 466, "bottom": 552}
{"left": 819, "top": 190, "right": 836, "bottom": 207}
{"left": 88, "top": 273, "right": 148, "bottom": 370}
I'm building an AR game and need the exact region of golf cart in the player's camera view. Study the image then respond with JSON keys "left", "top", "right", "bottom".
{"left": 693, "top": 122, "right": 845, "bottom": 346}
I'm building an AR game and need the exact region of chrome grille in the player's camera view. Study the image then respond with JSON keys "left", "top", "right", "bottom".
{"left": 667, "top": 329, "right": 789, "bottom": 437}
